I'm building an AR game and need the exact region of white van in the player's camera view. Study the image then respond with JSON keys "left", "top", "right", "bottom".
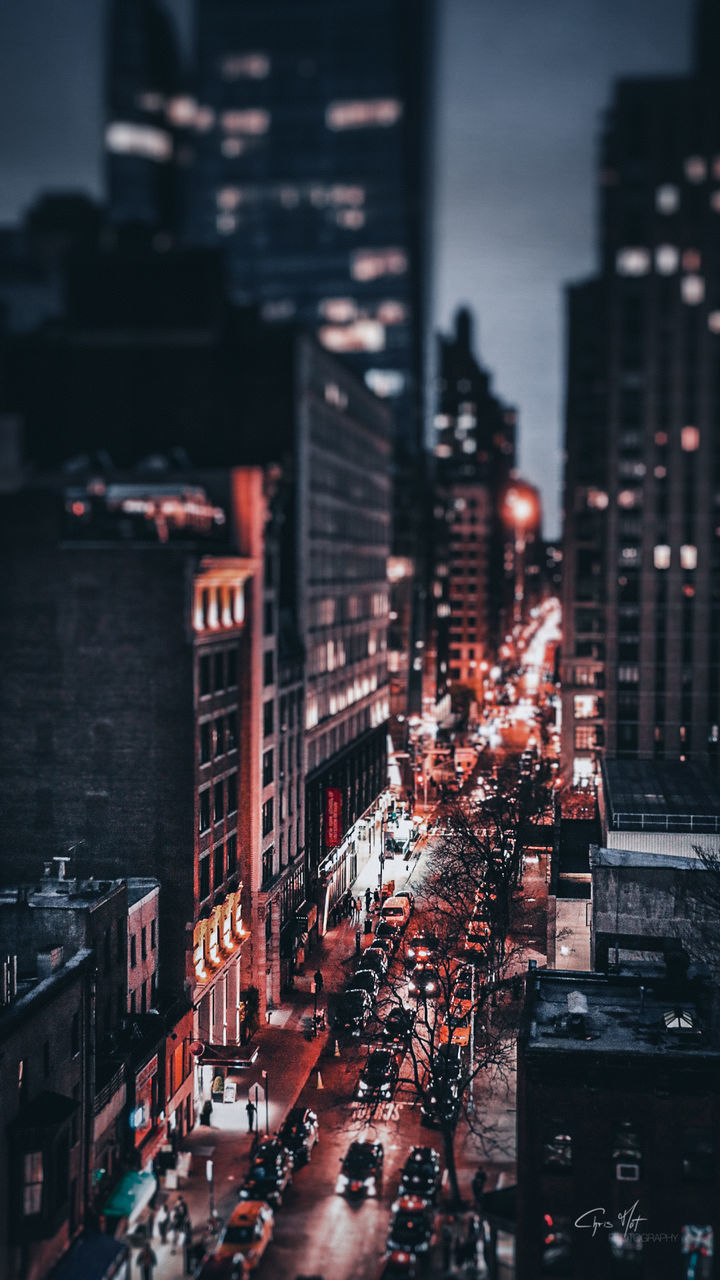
{"left": 380, "top": 896, "right": 412, "bottom": 930}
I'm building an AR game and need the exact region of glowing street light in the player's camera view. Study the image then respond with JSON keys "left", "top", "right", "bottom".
{"left": 504, "top": 486, "right": 537, "bottom": 627}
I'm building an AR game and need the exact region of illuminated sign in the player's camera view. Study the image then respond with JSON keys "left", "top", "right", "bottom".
{"left": 325, "top": 787, "right": 343, "bottom": 848}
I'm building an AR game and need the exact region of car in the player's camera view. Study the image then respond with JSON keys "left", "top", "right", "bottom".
{"left": 420, "top": 1073, "right": 461, "bottom": 1127}
{"left": 337, "top": 1140, "right": 384, "bottom": 1197}
{"left": 346, "top": 967, "right": 380, "bottom": 1001}
{"left": 334, "top": 988, "right": 372, "bottom": 1036}
{"left": 380, "top": 897, "right": 412, "bottom": 930}
{"left": 386, "top": 1195, "right": 435, "bottom": 1254}
{"left": 395, "top": 888, "right": 415, "bottom": 910}
{"left": 359, "top": 946, "right": 388, "bottom": 979}
{"left": 398, "top": 1146, "right": 441, "bottom": 1203}
{"left": 356, "top": 1048, "right": 400, "bottom": 1101}
{"left": 277, "top": 1107, "right": 319, "bottom": 1167}
{"left": 375, "top": 920, "right": 402, "bottom": 950}
{"left": 438, "top": 1005, "right": 471, "bottom": 1047}
{"left": 369, "top": 934, "right": 395, "bottom": 958}
{"left": 375, "top": 1251, "right": 419, "bottom": 1279}
{"left": 407, "top": 964, "right": 439, "bottom": 998}
{"left": 404, "top": 932, "right": 438, "bottom": 967}
{"left": 382, "top": 1005, "right": 416, "bottom": 1046}
{"left": 213, "top": 1201, "right": 274, "bottom": 1271}
{"left": 238, "top": 1142, "right": 292, "bottom": 1207}
{"left": 464, "top": 918, "right": 491, "bottom": 957}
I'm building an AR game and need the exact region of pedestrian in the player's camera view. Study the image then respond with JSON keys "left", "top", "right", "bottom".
{"left": 171, "top": 1201, "right": 185, "bottom": 1249}
{"left": 365, "top": 887, "right": 372, "bottom": 913}
{"left": 246, "top": 1098, "right": 257, "bottom": 1133}
{"left": 156, "top": 1203, "right": 169, "bottom": 1245}
{"left": 137, "top": 1242, "right": 157, "bottom": 1280}
{"left": 472, "top": 1167, "right": 487, "bottom": 1207}
{"left": 373, "top": 888, "right": 380, "bottom": 908}
{"left": 355, "top": 928, "right": 361, "bottom": 957}
{"left": 441, "top": 1222, "right": 453, "bottom": 1271}
{"left": 200, "top": 1097, "right": 212, "bottom": 1125}
{"left": 467, "top": 1213, "right": 481, "bottom": 1246}
{"left": 356, "top": 895, "right": 363, "bottom": 919}
{"left": 314, "top": 968, "right": 324, "bottom": 994}
{"left": 455, "top": 1234, "right": 466, "bottom": 1268}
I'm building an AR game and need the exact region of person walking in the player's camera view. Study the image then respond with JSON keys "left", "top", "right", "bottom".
{"left": 356, "top": 895, "right": 363, "bottom": 920}
{"left": 137, "top": 1242, "right": 157, "bottom": 1280}
{"left": 246, "top": 1098, "right": 257, "bottom": 1133}
{"left": 472, "top": 1167, "right": 487, "bottom": 1208}
{"left": 365, "top": 886, "right": 372, "bottom": 913}
{"left": 313, "top": 968, "right": 324, "bottom": 995}
{"left": 156, "top": 1203, "right": 169, "bottom": 1245}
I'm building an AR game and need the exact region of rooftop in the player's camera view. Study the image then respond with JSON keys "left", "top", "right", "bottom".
{"left": 525, "top": 968, "right": 720, "bottom": 1058}
{"left": 0, "top": 875, "right": 124, "bottom": 910}
{"left": 601, "top": 759, "right": 720, "bottom": 834}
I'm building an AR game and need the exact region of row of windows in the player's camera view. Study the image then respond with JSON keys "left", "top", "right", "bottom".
{"left": 199, "top": 714, "right": 238, "bottom": 765}
{"left": 198, "top": 648, "right": 238, "bottom": 697}
{"left": 129, "top": 920, "right": 157, "bottom": 968}
{"left": 199, "top": 773, "right": 238, "bottom": 832}
{"left": 198, "top": 834, "right": 238, "bottom": 902}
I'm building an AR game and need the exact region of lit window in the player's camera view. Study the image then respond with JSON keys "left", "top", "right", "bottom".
{"left": 434, "top": 443, "right": 452, "bottom": 459}
{"left": 23, "top": 1153, "right": 44, "bottom": 1216}
{"left": 319, "top": 298, "right": 357, "bottom": 323}
{"left": 137, "top": 91, "right": 164, "bottom": 112}
{"left": 166, "top": 96, "right": 197, "bottom": 126}
{"left": 260, "top": 299, "right": 295, "bottom": 321}
{"left": 327, "top": 185, "right": 365, "bottom": 206}
{"left": 365, "top": 369, "right": 405, "bottom": 397}
{"left": 655, "top": 431, "right": 668, "bottom": 446}
{"left": 681, "top": 426, "right": 700, "bottom": 451}
{"left": 681, "top": 275, "right": 704, "bottom": 304}
{"left": 318, "top": 320, "right": 385, "bottom": 353}
{"left": 221, "top": 138, "right": 246, "bottom": 157}
{"left": 680, "top": 545, "right": 697, "bottom": 570}
{"left": 616, "top": 248, "right": 650, "bottom": 276}
{"left": 194, "top": 106, "right": 215, "bottom": 132}
{"left": 654, "top": 465, "right": 667, "bottom": 479}
{"left": 656, "top": 184, "right": 679, "bottom": 212}
{"left": 618, "top": 489, "right": 638, "bottom": 509}
{"left": 654, "top": 545, "right": 671, "bottom": 569}
{"left": 461, "top": 439, "right": 476, "bottom": 454}
{"left": 574, "top": 695, "right": 599, "bottom": 720}
{"left": 220, "top": 53, "right": 270, "bottom": 80}
{"left": 617, "top": 665, "right": 639, "bottom": 684}
{"left": 620, "top": 545, "right": 640, "bottom": 564}
{"left": 326, "top": 98, "right": 403, "bottom": 131}
{"left": 221, "top": 109, "right": 270, "bottom": 135}
{"left": 324, "top": 382, "right": 348, "bottom": 410}
{"left": 586, "top": 488, "right": 609, "bottom": 510}
{"left": 655, "top": 245, "right": 678, "bottom": 274}
{"left": 105, "top": 121, "right": 172, "bottom": 161}
{"left": 335, "top": 209, "right": 365, "bottom": 229}
{"left": 685, "top": 156, "right": 707, "bottom": 183}
{"left": 682, "top": 249, "right": 702, "bottom": 271}
{"left": 708, "top": 311, "right": 720, "bottom": 333}
{"left": 376, "top": 300, "right": 407, "bottom": 325}
{"left": 216, "top": 214, "right": 236, "bottom": 235}
{"left": 350, "top": 248, "right": 408, "bottom": 282}
{"left": 217, "top": 187, "right": 242, "bottom": 210}
{"left": 573, "top": 757, "right": 594, "bottom": 785}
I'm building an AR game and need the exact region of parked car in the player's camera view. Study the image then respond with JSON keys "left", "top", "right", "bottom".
{"left": 356, "top": 1048, "right": 400, "bottom": 1101}
{"left": 238, "top": 1141, "right": 292, "bottom": 1207}
{"left": 375, "top": 1252, "right": 419, "bottom": 1279}
{"left": 386, "top": 1195, "right": 435, "bottom": 1254}
{"left": 359, "top": 946, "right": 388, "bottom": 979}
{"left": 334, "top": 988, "right": 372, "bottom": 1036}
{"left": 277, "top": 1107, "right": 319, "bottom": 1167}
{"left": 420, "top": 1073, "right": 461, "bottom": 1127}
{"left": 369, "top": 934, "right": 395, "bottom": 958}
{"left": 375, "top": 920, "right": 403, "bottom": 950}
{"left": 464, "top": 918, "right": 491, "bottom": 958}
{"left": 438, "top": 1003, "right": 471, "bottom": 1047}
{"left": 337, "top": 1140, "right": 384, "bottom": 1197}
{"left": 398, "top": 1147, "right": 441, "bottom": 1203}
{"left": 212, "top": 1202, "right": 274, "bottom": 1271}
{"left": 407, "top": 964, "right": 439, "bottom": 998}
{"left": 380, "top": 897, "right": 412, "bottom": 931}
{"left": 346, "top": 967, "right": 380, "bottom": 1001}
{"left": 382, "top": 1005, "right": 416, "bottom": 1046}
{"left": 404, "top": 932, "right": 438, "bottom": 968}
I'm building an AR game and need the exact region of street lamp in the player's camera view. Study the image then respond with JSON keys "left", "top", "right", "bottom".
{"left": 504, "top": 487, "right": 536, "bottom": 628}
{"left": 261, "top": 1069, "right": 269, "bottom": 1135}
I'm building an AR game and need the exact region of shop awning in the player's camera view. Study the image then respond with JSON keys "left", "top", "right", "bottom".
{"left": 193, "top": 1043, "right": 259, "bottom": 1068}
{"left": 50, "top": 1233, "right": 129, "bottom": 1280}
{"left": 103, "top": 1169, "right": 156, "bottom": 1222}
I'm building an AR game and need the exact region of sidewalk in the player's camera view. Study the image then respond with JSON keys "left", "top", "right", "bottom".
{"left": 135, "top": 837, "right": 411, "bottom": 1279}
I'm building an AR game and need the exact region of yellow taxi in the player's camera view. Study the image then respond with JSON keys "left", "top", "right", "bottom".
{"left": 214, "top": 1201, "right": 274, "bottom": 1271}
{"left": 438, "top": 1000, "right": 471, "bottom": 1046}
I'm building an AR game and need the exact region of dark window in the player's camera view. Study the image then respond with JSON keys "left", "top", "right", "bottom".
{"left": 227, "top": 649, "right": 237, "bottom": 687}
{"left": 199, "top": 654, "right": 211, "bottom": 697}
{"left": 199, "top": 788, "right": 211, "bottom": 832}
{"left": 214, "top": 844, "right": 224, "bottom": 888}
{"left": 226, "top": 714, "right": 237, "bottom": 751}
{"left": 262, "top": 847, "right": 274, "bottom": 887}
{"left": 200, "top": 722, "right": 211, "bottom": 765}
{"left": 541, "top": 1131, "right": 573, "bottom": 1172}
{"left": 214, "top": 716, "right": 225, "bottom": 756}
{"left": 214, "top": 781, "right": 224, "bottom": 824}
{"left": 213, "top": 652, "right": 224, "bottom": 692}
{"left": 227, "top": 772, "right": 238, "bottom": 814}
{"left": 130, "top": 935, "right": 137, "bottom": 969}
{"left": 263, "top": 750, "right": 274, "bottom": 788}
{"left": 264, "top": 601, "right": 273, "bottom": 636}
{"left": 263, "top": 701, "right": 274, "bottom": 738}
{"left": 262, "top": 799, "right": 274, "bottom": 837}
{"left": 227, "top": 835, "right": 237, "bottom": 874}
{"left": 199, "top": 855, "right": 210, "bottom": 902}
{"left": 141, "top": 926, "right": 147, "bottom": 961}
{"left": 264, "top": 651, "right": 274, "bottom": 686}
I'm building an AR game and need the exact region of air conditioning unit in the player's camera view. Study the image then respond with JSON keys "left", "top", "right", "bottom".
{"left": 616, "top": 1162, "right": 640, "bottom": 1181}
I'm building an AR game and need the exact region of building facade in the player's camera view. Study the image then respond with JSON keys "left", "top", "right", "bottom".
{"left": 561, "top": 1, "right": 720, "bottom": 783}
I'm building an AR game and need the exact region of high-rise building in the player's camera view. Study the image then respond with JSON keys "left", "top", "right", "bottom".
{"left": 561, "top": 1, "right": 720, "bottom": 784}
{"left": 184, "top": 0, "right": 434, "bottom": 466}
{"left": 105, "top": 0, "right": 185, "bottom": 231}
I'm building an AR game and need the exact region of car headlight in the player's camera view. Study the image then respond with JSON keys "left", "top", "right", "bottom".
{"left": 364, "top": 1175, "right": 376, "bottom": 1189}
{"left": 358, "top": 1081, "right": 368, "bottom": 1094}
{"left": 425, "top": 982, "right": 436, "bottom": 992}
{"left": 337, "top": 1174, "right": 349, "bottom": 1190}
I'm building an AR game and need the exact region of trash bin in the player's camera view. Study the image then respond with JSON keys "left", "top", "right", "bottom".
{"left": 364, "top": 916, "right": 373, "bottom": 934}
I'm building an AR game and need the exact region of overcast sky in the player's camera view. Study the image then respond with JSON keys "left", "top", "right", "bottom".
{"left": 0, "top": 0, "right": 697, "bottom": 535}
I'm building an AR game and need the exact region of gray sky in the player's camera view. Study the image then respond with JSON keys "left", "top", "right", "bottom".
{"left": 0, "top": 0, "right": 697, "bottom": 536}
